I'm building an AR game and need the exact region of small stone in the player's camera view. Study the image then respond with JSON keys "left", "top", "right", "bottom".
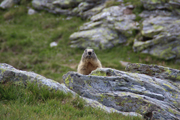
{"left": 0, "top": 0, "right": 14, "bottom": 9}
{"left": 28, "top": 8, "right": 37, "bottom": 15}
{"left": 50, "top": 42, "right": 58, "bottom": 47}
{"left": 66, "top": 16, "right": 72, "bottom": 20}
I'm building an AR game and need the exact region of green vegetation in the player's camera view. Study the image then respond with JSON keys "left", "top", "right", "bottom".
{"left": 105, "top": 0, "right": 121, "bottom": 8}
{"left": 0, "top": 83, "right": 141, "bottom": 120}
{"left": 123, "top": 0, "right": 144, "bottom": 22}
{"left": 0, "top": 5, "right": 85, "bottom": 83}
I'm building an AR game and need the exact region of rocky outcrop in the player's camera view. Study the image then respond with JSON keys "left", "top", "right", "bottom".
{"left": 141, "top": 0, "right": 180, "bottom": 15}
{"left": 0, "top": 63, "right": 140, "bottom": 117}
{"left": 133, "top": 0, "right": 180, "bottom": 60}
{"left": 63, "top": 63, "right": 180, "bottom": 119}
{"left": 133, "top": 10, "right": 180, "bottom": 60}
{"left": 70, "top": 5, "right": 139, "bottom": 49}
{"left": 126, "top": 63, "right": 180, "bottom": 82}
{"left": 31, "top": 0, "right": 105, "bottom": 16}
{"left": 0, "top": 0, "right": 105, "bottom": 16}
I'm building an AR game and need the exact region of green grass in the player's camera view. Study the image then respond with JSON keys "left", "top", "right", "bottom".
{"left": 0, "top": 6, "right": 85, "bottom": 83}
{"left": 105, "top": 0, "right": 121, "bottom": 8}
{"left": 0, "top": 83, "right": 142, "bottom": 120}
{"left": 123, "top": 0, "right": 144, "bottom": 21}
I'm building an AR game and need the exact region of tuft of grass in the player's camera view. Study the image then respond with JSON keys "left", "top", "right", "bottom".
{"left": 105, "top": 0, "right": 121, "bottom": 8}
{"left": 123, "top": 0, "right": 144, "bottom": 22}
{"left": 3, "top": 6, "right": 27, "bottom": 20}
{"left": 0, "top": 82, "right": 72, "bottom": 104}
{"left": 19, "top": 0, "right": 32, "bottom": 6}
{"left": 72, "top": 95, "right": 85, "bottom": 109}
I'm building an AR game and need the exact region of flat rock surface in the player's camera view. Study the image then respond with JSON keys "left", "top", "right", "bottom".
{"left": 63, "top": 63, "right": 180, "bottom": 119}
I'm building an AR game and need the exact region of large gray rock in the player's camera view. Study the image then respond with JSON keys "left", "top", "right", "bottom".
{"left": 0, "top": 0, "right": 19, "bottom": 9}
{"left": 0, "top": 0, "right": 104, "bottom": 17}
{"left": 141, "top": 0, "right": 170, "bottom": 10}
{"left": 70, "top": 27, "right": 126, "bottom": 49}
{"left": 63, "top": 63, "right": 180, "bottom": 119}
{"left": 72, "top": 3, "right": 105, "bottom": 19}
{"left": 0, "top": 63, "right": 140, "bottom": 117}
{"left": 133, "top": 10, "right": 180, "bottom": 60}
{"left": 141, "top": 0, "right": 180, "bottom": 15}
{"left": 126, "top": 63, "right": 180, "bottom": 82}
{"left": 133, "top": 0, "right": 180, "bottom": 60}
{"left": 52, "top": 0, "right": 83, "bottom": 9}
{"left": 31, "top": 0, "right": 105, "bottom": 16}
{"left": 70, "top": 5, "right": 139, "bottom": 49}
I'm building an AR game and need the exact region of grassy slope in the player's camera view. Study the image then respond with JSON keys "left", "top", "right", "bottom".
{"left": 0, "top": 83, "right": 141, "bottom": 120}
{"left": 0, "top": 1, "right": 179, "bottom": 119}
{"left": 0, "top": 6, "right": 85, "bottom": 83}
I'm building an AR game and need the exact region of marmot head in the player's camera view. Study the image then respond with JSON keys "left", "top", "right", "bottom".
{"left": 82, "top": 49, "right": 97, "bottom": 60}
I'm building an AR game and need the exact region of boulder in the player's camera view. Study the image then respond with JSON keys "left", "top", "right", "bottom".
{"left": 141, "top": 0, "right": 180, "bottom": 15}
{"left": 0, "top": 63, "right": 140, "bottom": 117}
{"left": 70, "top": 5, "right": 139, "bottom": 49}
{"left": 133, "top": 10, "right": 180, "bottom": 60}
{"left": 70, "top": 27, "right": 126, "bottom": 49}
{"left": 132, "top": 0, "right": 180, "bottom": 60}
{"left": 63, "top": 63, "right": 180, "bottom": 119}
{"left": 75, "top": 3, "right": 105, "bottom": 19}
{"left": 126, "top": 63, "right": 180, "bottom": 82}
{"left": 52, "top": 0, "right": 83, "bottom": 9}
{"left": 141, "top": 0, "right": 170, "bottom": 10}
{"left": 0, "top": 0, "right": 19, "bottom": 9}
{"left": 31, "top": 0, "right": 104, "bottom": 16}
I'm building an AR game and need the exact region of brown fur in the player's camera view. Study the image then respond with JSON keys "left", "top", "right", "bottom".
{"left": 77, "top": 49, "right": 102, "bottom": 75}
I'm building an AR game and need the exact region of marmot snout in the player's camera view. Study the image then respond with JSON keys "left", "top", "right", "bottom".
{"left": 77, "top": 49, "right": 102, "bottom": 75}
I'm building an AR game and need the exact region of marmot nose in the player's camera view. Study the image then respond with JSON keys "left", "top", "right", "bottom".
{"left": 88, "top": 52, "right": 91, "bottom": 55}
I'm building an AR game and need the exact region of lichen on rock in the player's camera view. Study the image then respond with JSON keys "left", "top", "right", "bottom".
{"left": 134, "top": 12, "right": 180, "bottom": 60}
{"left": 63, "top": 66, "right": 180, "bottom": 119}
{"left": 70, "top": 5, "right": 139, "bottom": 49}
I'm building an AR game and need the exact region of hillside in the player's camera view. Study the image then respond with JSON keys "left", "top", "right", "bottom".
{"left": 0, "top": 0, "right": 180, "bottom": 119}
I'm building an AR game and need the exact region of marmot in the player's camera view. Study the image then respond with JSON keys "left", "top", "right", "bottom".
{"left": 77, "top": 49, "right": 102, "bottom": 75}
